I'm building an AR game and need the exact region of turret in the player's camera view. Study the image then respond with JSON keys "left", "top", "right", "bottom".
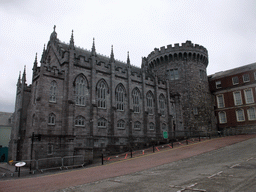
{"left": 147, "top": 41, "right": 208, "bottom": 69}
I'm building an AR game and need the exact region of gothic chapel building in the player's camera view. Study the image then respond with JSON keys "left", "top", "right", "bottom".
{"left": 9, "top": 27, "right": 216, "bottom": 161}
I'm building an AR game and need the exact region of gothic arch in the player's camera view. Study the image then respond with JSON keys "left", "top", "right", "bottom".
{"left": 115, "top": 83, "right": 126, "bottom": 95}
{"left": 96, "top": 79, "right": 109, "bottom": 92}
{"left": 73, "top": 73, "right": 89, "bottom": 88}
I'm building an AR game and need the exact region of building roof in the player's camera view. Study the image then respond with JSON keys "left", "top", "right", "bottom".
{"left": 209, "top": 62, "right": 256, "bottom": 80}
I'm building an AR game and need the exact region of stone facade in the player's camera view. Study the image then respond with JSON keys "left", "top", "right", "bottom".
{"left": 9, "top": 27, "right": 216, "bottom": 161}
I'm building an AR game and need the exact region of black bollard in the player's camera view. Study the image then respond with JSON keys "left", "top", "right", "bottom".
{"left": 131, "top": 148, "right": 133, "bottom": 158}
{"left": 101, "top": 153, "right": 104, "bottom": 165}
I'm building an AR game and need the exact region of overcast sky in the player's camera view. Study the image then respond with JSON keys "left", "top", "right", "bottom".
{"left": 1, "top": 0, "right": 256, "bottom": 113}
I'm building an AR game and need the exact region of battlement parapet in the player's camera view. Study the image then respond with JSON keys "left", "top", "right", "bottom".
{"left": 147, "top": 41, "right": 207, "bottom": 61}
{"left": 147, "top": 41, "right": 209, "bottom": 68}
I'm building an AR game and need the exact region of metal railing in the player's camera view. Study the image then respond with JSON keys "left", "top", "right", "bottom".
{"left": 9, "top": 155, "right": 86, "bottom": 174}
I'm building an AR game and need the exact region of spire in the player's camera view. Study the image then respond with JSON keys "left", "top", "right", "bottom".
{"left": 17, "top": 71, "right": 21, "bottom": 86}
{"left": 127, "top": 51, "right": 130, "bottom": 66}
{"left": 91, "top": 38, "right": 96, "bottom": 56}
{"left": 40, "top": 44, "right": 46, "bottom": 63}
{"left": 33, "top": 53, "right": 38, "bottom": 71}
{"left": 69, "top": 30, "right": 75, "bottom": 50}
{"left": 109, "top": 45, "right": 115, "bottom": 63}
{"left": 22, "top": 65, "right": 26, "bottom": 84}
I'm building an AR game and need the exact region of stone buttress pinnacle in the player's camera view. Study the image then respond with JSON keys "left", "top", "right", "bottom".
{"left": 91, "top": 38, "right": 96, "bottom": 56}
{"left": 109, "top": 45, "right": 115, "bottom": 63}
{"left": 69, "top": 30, "right": 75, "bottom": 50}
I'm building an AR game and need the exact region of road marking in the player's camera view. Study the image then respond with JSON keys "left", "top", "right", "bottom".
{"left": 230, "top": 164, "right": 240, "bottom": 168}
{"left": 170, "top": 183, "right": 206, "bottom": 192}
{"left": 246, "top": 157, "right": 254, "bottom": 161}
{"left": 208, "top": 171, "right": 223, "bottom": 178}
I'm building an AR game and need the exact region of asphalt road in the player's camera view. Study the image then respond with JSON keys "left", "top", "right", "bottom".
{"left": 1, "top": 135, "right": 255, "bottom": 192}
{"left": 58, "top": 136, "right": 256, "bottom": 192}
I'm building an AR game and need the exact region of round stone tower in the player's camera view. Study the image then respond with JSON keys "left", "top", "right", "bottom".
{"left": 147, "top": 41, "right": 215, "bottom": 133}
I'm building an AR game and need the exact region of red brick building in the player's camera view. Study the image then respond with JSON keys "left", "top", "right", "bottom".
{"left": 209, "top": 63, "right": 256, "bottom": 131}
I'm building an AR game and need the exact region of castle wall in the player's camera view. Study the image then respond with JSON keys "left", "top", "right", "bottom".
{"left": 9, "top": 30, "right": 216, "bottom": 161}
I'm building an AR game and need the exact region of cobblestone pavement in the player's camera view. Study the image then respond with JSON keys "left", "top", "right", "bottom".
{"left": 0, "top": 135, "right": 255, "bottom": 192}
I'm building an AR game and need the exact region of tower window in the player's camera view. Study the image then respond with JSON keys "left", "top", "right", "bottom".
{"left": 159, "top": 94, "right": 165, "bottom": 116}
{"left": 97, "top": 80, "right": 107, "bottom": 109}
{"left": 134, "top": 121, "right": 141, "bottom": 130}
{"left": 199, "top": 70, "right": 206, "bottom": 80}
{"left": 98, "top": 118, "right": 107, "bottom": 128}
{"left": 48, "top": 113, "right": 56, "bottom": 125}
{"left": 117, "top": 120, "right": 125, "bottom": 129}
{"left": 132, "top": 88, "right": 140, "bottom": 113}
{"left": 49, "top": 81, "right": 57, "bottom": 103}
{"left": 75, "top": 116, "right": 85, "bottom": 126}
{"left": 116, "top": 84, "right": 125, "bottom": 111}
{"left": 146, "top": 92, "right": 154, "bottom": 115}
{"left": 169, "top": 69, "right": 179, "bottom": 80}
{"left": 75, "top": 76, "right": 86, "bottom": 106}
{"left": 149, "top": 122, "right": 154, "bottom": 130}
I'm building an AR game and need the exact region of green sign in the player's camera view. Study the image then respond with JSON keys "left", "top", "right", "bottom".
{"left": 163, "top": 131, "right": 168, "bottom": 139}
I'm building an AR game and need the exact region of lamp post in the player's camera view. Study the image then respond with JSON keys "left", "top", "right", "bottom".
{"left": 30, "top": 132, "right": 34, "bottom": 174}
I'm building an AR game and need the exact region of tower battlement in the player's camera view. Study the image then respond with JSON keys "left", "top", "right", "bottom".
{"left": 147, "top": 41, "right": 208, "bottom": 68}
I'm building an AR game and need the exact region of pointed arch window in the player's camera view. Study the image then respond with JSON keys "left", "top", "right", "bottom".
{"left": 97, "top": 80, "right": 107, "bottom": 109}
{"left": 134, "top": 121, "right": 141, "bottom": 130}
{"left": 146, "top": 92, "right": 154, "bottom": 115}
{"left": 98, "top": 118, "right": 107, "bottom": 128}
{"left": 149, "top": 122, "right": 154, "bottom": 130}
{"left": 116, "top": 84, "right": 125, "bottom": 111}
{"left": 159, "top": 94, "right": 166, "bottom": 116}
{"left": 132, "top": 88, "right": 140, "bottom": 113}
{"left": 48, "top": 113, "right": 56, "bottom": 125}
{"left": 49, "top": 81, "right": 57, "bottom": 102}
{"left": 75, "top": 116, "right": 85, "bottom": 126}
{"left": 75, "top": 76, "right": 86, "bottom": 106}
{"left": 117, "top": 119, "right": 125, "bottom": 129}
